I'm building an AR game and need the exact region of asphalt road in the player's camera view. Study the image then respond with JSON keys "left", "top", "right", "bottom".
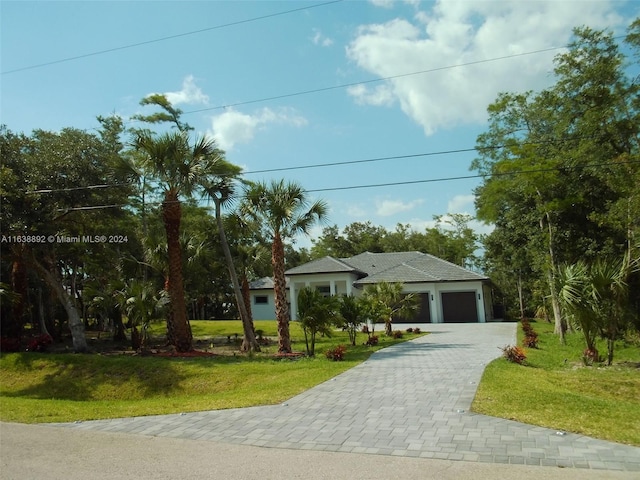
{"left": 2, "top": 422, "right": 638, "bottom": 480}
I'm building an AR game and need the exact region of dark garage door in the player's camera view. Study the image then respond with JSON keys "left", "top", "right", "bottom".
{"left": 393, "top": 293, "right": 431, "bottom": 323}
{"left": 442, "top": 291, "right": 478, "bottom": 323}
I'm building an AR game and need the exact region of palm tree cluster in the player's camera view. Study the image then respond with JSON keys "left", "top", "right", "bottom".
{"left": 0, "top": 95, "right": 328, "bottom": 354}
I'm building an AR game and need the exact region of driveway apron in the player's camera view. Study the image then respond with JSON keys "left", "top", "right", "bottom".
{"left": 53, "top": 323, "right": 640, "bottom": 471}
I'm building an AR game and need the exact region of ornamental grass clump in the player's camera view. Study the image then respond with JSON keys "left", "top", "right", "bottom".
{"left": 521, "top": 320, "right": 539, "bottom": 348}
{"left": 501, "top": 345, "right": 526, "bottom": 365}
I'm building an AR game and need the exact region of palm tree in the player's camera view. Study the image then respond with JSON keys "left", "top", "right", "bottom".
{"left": 242, "top": 180, "right": 328, "bottom": 353}
{"left": 339, "top": 294, "right": 367, "bottom": 346}
{"left": 362, "top": 281, "right": 420, "bottom": 336}
{"left": 133, "top": 130, "right": 219, "bottom": 352}
{"left": 559, "top": 256, "right": 637, "bottom": 365}
{"left": 297, "top": 286, "right": 339, "bottom": 356}
{"left": 202, "top": 164, "right": 261, "bottom": 353}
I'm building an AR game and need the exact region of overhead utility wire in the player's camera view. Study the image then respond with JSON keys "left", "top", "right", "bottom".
{"left": 23, "top": 138, "right": 616, "bottom": 194}
{"left": 51, "top": 158, "right": 640, "bottom": 211}
{"left": 1, "top": 0, "right": 343, "bottom": 75}
{"left": 304, "top": 159, "right": 640, "bottom": 193}
{"left": 182, "top": 46, "right": 570, "bottom": 114}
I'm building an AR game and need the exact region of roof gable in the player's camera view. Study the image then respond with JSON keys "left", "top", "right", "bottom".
{"left": 285, "top": 256, "right": 365, "bottom": 276}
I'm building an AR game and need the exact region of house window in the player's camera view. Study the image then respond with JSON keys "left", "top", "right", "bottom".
{"left": 316, "top": 286, "right": 331, "bottom": 297}
{"left": 254, "top": 295, "right": 268, "bottom": 305}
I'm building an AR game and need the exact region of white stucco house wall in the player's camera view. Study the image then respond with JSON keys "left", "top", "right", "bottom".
{"left": 283, "top": 251, "right": 494, "bottom": 323}
{"left": 248, "top": 277, "right": 290, "bottom": 321}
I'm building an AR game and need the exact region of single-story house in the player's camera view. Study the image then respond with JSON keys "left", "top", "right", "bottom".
{"left": 284, "top": 251, "right": 494, "bottom": 323}
{"left": 248, "top": 277, "right": 289, "bottom": 321}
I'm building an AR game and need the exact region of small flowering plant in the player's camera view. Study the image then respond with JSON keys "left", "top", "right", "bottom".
{"left": 26, "top": 334, "right": 54, "bottom": 352}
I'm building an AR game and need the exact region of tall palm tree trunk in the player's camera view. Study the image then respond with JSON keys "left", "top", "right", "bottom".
{"left": 162, "top": 194, "right": 192, "bottom": 352}
{"left": 213, "top": 196, "right": 259, "bottom": 352}
{"left": 272, "top": 233, "right": 291, "bottom": 353}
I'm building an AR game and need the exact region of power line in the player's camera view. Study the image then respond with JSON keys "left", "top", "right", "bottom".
{"left": 181, "top": 46, "right": 569, "bottom": 114}
{"left": 41, "top": 158, "right": 640, "bottom": 212}
{"left": 1, "top": 0, "right": 344, "bottom": 75}
{"left": 304, "top": 159, "right": 640, "bottom": 193}
{"left": 19, "top": 138, "right": 632, "bottom": 195}
{"left": 246, "top": 148, "right": 479, "bottom": 174}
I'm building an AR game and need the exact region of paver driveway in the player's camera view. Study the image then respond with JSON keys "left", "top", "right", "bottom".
{"left": 54, "top": 323, "right": 640, "bottom": 471}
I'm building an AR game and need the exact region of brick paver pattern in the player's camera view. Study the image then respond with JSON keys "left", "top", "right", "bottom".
{"left": 54, "top": 323, "right": 640, "bottom": 471}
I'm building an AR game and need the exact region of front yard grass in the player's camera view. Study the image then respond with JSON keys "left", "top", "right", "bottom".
{"left": 0, "top": 321, "right": 420, "bottom": 424}
{"left": 472, "top": 320, "right": 640, "bottom": 446}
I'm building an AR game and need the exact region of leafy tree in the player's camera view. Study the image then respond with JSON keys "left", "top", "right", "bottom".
{"left": 242, "top": 179, "right": 328, "bottom": 353}
{"left": 361, "top": 281, "right": 420, "bottom": 336}
{"left": 472, "top": 24, "right": 639, "bottom": 341}
{"left": 296, "top": 286, "right": 340, "bottom": 356}
{"left": 311, "top": 217, "right": 479, "bottom": 267}
{"left": 1, "top": 125, "right": 135, "bottom": 352}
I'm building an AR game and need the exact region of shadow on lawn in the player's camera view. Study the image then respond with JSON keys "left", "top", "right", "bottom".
{"left": 3, "top": 353, "right": 189, "bottom": 401}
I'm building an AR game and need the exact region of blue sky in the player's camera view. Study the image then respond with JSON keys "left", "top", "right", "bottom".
{"left": 2, "top": 1, "right": 638, "bottom": 248}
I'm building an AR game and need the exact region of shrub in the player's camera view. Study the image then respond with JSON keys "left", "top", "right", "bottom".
{"left": 392, "top": 330, "right": 403, "bottom": 339}
{"left": 582, "top": 348, "right": 600, "bottom": 366}
{"left": 325, "top": 344, "right": 347, "bottom": 361}
{"left": 501, "top": 345, "right": 526, "bottom": 364}
{"left": 26, "top": 334, "right": 53, "bottom": 353}
{"left": 406, "top": 327, "right": 414, "bottom": 333}
{"left": 521, "top": 320, "right": 538, "bottom": 348}
{"left": 413, "top": 327, "right": 421, "bottom": 334}
{"left": 361, "top": 325, "right": 369, "bottom": 334}
{"left": 522, "top": 332, "right": 538, "bottom": 348}
{"left": 365, "top": 335, "right": 379, "bottom": 346}
{"left": 0, "top": 337, "right": 21, "bottom": 352}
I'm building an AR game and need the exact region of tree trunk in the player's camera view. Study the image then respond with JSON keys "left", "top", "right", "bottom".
{"left": 37, "top": 287, "right": 51, "bottom": 338}
{"left": 31, "top": 256, "right": 87, "bottom": 352}
{"left": 213, "top": 196, "right": 259, "bottom": 352}
{"left": 9, "top": 247, "right": 28, "bottom": 338}
{"left": 540, "top": 210, "right": 566, "bottom": 344}
{"left": 162, "top": 193, "right": 192, "bottom": 352}
{"left": 517, "top": 271, "right": 525, "bottom": 320}
{"left": 241, "top": 276, "right": 253, "bottom": 324}
{"left": 272, "top": 233, "right": 291, "bottom": 353}
{"left": 112, "top": 306, "right": 127, "bottom": 342}
{"left": 385, "top": 317, "right": 393, "bottom": 336}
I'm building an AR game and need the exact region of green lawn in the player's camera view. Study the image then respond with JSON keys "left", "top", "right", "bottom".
{"left": 472, "top": 320, "right": 640, "bottom": 446}
{"left": 0, "top": 320, "right": 420, "bottom": 424}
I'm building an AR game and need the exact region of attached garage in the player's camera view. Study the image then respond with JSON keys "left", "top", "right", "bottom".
{"left": 394, "top": 293, "right": 432, "bottom": 323}
{"left": 284, "top": 252, "right": 493, "bottom": 323}
{"left": 441, "top": 291, "right": 478, "bottom": 323}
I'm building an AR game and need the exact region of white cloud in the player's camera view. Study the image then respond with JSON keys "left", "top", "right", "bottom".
{"left": 447, "top": 194, "right": 475, "bottom": 213}
{"left": 369, "top": 0, "right": 395, "bottom": 8}
{"left": 164, "top": 75, "right": 209, "bottom": 106}
{"left": 312, "top": 28, "right": 334, "bottom": 47}
{"left": 347, "top": 1, "right": 624, "bottom": 136}
{"left": 209, "top": 107, "right": 307, "bottom": 150}
{"left": 375, "top": 198, "right": 423, "bottom": 216}
{"left": 348, "top": 84, "right": 395, "bottom": 106}
{"left": 369, "top": 0, "right": 420, "bottom": 8}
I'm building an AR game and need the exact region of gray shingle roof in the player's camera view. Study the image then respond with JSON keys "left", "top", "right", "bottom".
{"left": 285, "top": 256, "right": 366, "bottom": 276}
{"left": 249, "top": 277, "right": 289, "bottom": 289}
{"left": 285, "top": 251, "right": 487, "bottom": 284}
{"left": 350, "top": 252, "right": 487, "bottom": 285}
